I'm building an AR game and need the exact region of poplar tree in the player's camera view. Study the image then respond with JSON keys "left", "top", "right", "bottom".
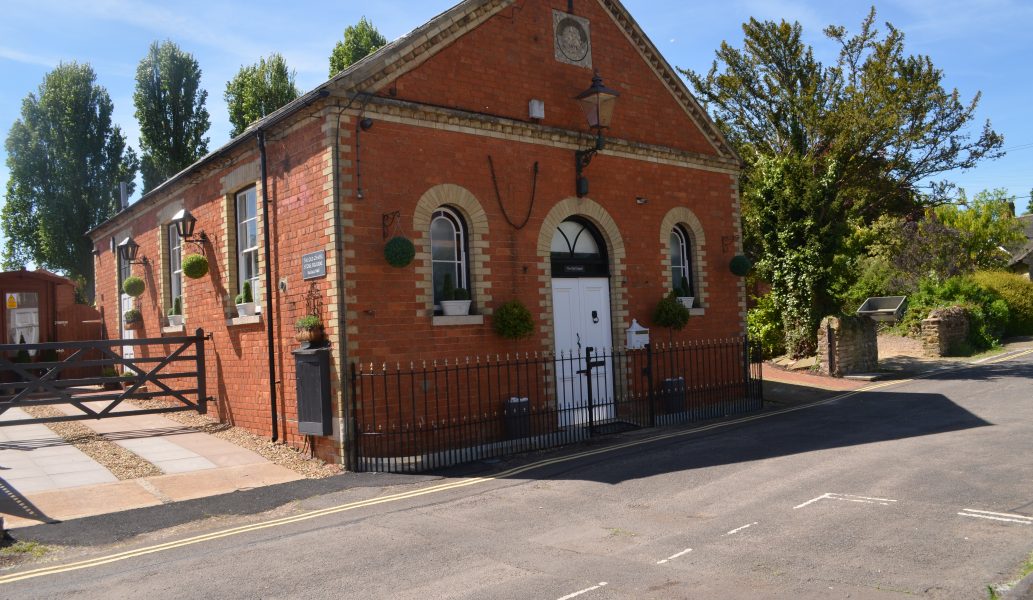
{"left": 224, "top": 53, "right": 300, "bottom": 138}
{"left": 2, "top": 62, "right": 139, "bottom": 297}
{"left": 329, "top": 17, "right": 387, "bottom": 76}
{"left": 133, "top": 40, "right": 210, "bottom": 192}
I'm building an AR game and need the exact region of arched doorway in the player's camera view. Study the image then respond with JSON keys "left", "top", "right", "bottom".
{"left": 550, "top": 217, "right": 613, "bottom": 426}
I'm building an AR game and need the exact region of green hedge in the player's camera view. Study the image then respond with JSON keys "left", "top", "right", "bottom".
{"left": 747, "top": 293, "right": 785, "bottom": 358}
{"left": 972, "top": 271, "right": 1033, "bottom": 336}
{"left": 899, "top": 276, "right": 1008, "bottom": 351}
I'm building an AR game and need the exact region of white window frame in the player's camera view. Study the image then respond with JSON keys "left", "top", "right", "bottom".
{"left": 671, "top": 226, "right": 694, "bottom": 296}
{"left": 430, "top": 207, "right": 468, "bottom": 309}
{"left": 235, "top": 187, "right": 261, "bottom": 310}
{"left": 168, "top": 223, "right": 182, "bottom": 310}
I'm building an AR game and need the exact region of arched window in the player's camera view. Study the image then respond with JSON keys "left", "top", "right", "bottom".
{"left": 430, "top": 207, "right": 469, "bottom": 307}
{"left": 670, "top": 225, "right": 694, "bottom": 296}
{"left": 550, "top": 217, "right": 609, "bottom": 277}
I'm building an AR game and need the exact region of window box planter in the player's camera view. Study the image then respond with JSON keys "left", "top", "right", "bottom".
{"left": 676, "top": 296, "right": 694, "bottom": 309}
{"left": 167, "top": 315, "right": 184, "bottom": 328}
{"left": 440, "top": 300, "right": 472, "bottom": 316}
{"left": 236, "top": 302, "right": 258, "bottom": 317}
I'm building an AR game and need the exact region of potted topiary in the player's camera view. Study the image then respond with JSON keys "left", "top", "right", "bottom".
{"left": 440, "top": 273, "right": 472, "bottom": 316}
{"left": 653, "top": 291, "right": 691, "bottom": 413}
{"left": 122, "top": 275, "right": 145, "bottom": 298}
{"left": 493, "top": 300, "right": 535, "bottom": 340}
{"left": 182, "top": 253, "right": 209, "bottom": 279}
{"left": 101, "top": 367, "right": 121, "bottom": 390}
{"left": 235, "top": 281, "right": 257, "bottom": 317}
{"left": 295, "top": 314, "right": 325, "bottom": 347}
{"left": 167, "top": 296, "right": 183, "bottom": 327}
{"left": 123, "top": 308, "right": 143, "bottom": 330}
{"left": 675, "top": 277, "right": 694, "bottom": 309}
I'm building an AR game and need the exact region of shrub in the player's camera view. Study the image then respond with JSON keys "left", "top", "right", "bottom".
{"left": 235, "top": 281, "right": 253, "bottom": 305}
{"left": 122, "top": 276, "right": 145, "bottom": 297}
{"left": 295, "top": 314, "right": 322, "bottom": 331}
{"left": 747, "top": 293, "right": 786, "bottom": 358}
{"left": 442, "top": 273, "right": 456, "bottom": 301}
{"left": 729, "top": 254, "right": 753, "bottom": 277}
{"left": 653, "top": 291, "right": 690, "bottom": 332}
{"left": 182, "top": 253, "right": 209, "bottom": 279}
{"left": 123, "top": 308, "right": 142, "bottom": 324}
{"left": 453, "top": 287, "right": 470, "bottom": 301}
{"left": 167, "top": 296, "right": 182, "bottom": 317}
{"left": 675, "top": 276, "right": 691, "bottom": 298}
{"left": 493, "top": 300, "right": 534, "bottom": 339}
{"left": 841, "top": 256, "right": 902, "bottom": 314}
{"left": 972, "top": 271, "right": 1033, "bottom": 336}
{"left": 899, "top": 276, "right": 1008, "bottom": 351}
{"left": 384, "top": 236, "right": 415, "bottom": 268}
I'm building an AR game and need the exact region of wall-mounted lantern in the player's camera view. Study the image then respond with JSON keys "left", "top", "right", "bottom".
{"left": 574, "top": 71, "right": 620, "bottom": 198}
{"left": 171, "top": 208, "right": 209, "bottom": 254}
{"left": 117, "top": 237, "right": 147, "bottom": 265}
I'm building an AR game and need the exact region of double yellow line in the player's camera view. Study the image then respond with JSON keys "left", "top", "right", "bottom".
{"left": 2, "top": 348, "right": 1030, "bottom": 585}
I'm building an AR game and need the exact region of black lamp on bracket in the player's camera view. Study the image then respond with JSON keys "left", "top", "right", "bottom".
{"left": 574, "top": 71, "right": 620, "bottom": 198}
{"left": 117, "top": 236, "right": 148, "bottom": 265}
{"left": 171, "top": 208, "right": 209, "bottom": 254}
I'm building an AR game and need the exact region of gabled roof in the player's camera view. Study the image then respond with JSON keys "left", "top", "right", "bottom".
{"left": 90, "top": 0, "right": 737, "bottom": 237}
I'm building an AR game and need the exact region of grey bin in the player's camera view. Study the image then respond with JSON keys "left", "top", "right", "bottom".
{"left": 293, "top": 347, "right": 332, "bottom": 436}
{"left": 856, "top": 296, "right": 908, "bottom": 323}
{"left": 504, "top": 397, "right": 531, "bottom": 440}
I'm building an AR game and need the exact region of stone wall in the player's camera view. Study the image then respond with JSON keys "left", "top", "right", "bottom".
{"left": 817, "top": 316, "right": 878, "bottom": 377}
{"left": 922, "top": 307, "right": 970, "bottom": 357}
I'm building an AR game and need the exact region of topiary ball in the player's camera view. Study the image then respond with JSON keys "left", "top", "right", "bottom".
{"left": 384, "top": 236, "right": 416, "bottom": 268}
{"left": 122, "top": 275, "right": 145, "bottom": 297}
{"left": 493, "top": 300, "right": 534, "bottom": 340}
{"left": 729, "top": 255, "right": 753, "bottom": 277}
{"left": 182, "top": 253, "right": 209, "bottom": 279}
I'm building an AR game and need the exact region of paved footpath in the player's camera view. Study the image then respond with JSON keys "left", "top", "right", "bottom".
{"left": 0, "top": 403, "right": 300, "bottom": 528}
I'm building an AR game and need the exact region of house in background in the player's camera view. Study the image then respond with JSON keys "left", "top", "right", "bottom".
{"left": 87, "top": 0, "right": 748, "bottom": 467}
{"left": 1007, "top": 215, "right": 1033, "bottom": 279}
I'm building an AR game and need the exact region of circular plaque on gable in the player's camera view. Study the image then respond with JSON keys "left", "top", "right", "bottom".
{"left": 556, "top": 17, "right": 590, "bottom": 62}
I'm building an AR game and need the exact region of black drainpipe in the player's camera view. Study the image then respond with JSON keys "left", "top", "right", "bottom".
{"left": 258, "top": 130, "right": 279, "bottom": 443}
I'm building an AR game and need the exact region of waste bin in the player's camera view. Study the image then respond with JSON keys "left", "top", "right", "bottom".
{"left": 661, "top": 377, "right": 686, "bottom": 414}
{"left": 503, "top": 397, "right": 531, "bottom": 440}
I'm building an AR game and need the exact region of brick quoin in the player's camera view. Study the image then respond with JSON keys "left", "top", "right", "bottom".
{"left": 90, "top": 0, "right": 746, "bottom": 466}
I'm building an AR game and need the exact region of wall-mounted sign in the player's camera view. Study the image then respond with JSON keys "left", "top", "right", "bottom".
{"left": 5, "top": 294, "right": 17, "bottom": 309}
{"left": 302, "top": 251, "right": 327, "bottom": 280}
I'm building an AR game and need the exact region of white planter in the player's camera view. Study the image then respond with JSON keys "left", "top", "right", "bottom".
{"left": 167, "top": 315, "right": 184, "bottom": 327}
{"left": 440, "top": 300, "right": 472, "bottom": 316}
{"left": 236, "top": 302, "right": 257, "bottom": 317}
{"left": 677, "top": 296, "right": 694, "bottom": 309}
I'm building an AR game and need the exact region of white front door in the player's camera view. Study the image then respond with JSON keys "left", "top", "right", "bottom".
{"left": 552, "top": 277, "right": 613, "bottom": 427}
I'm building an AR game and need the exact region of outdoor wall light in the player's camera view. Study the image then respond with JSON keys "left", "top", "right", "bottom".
{"left": 171, "top": 208, "right": 209, "bottom": 253}
{"left": 574, "top": 71, "right": 619, "bottom": 198}
{"left": 117, "top": 237, "right": 148, "bottom": 265}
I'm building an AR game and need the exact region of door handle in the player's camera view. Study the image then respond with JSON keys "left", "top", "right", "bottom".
{"left": 591, "top": 310, "right": 599, "bottom": 324}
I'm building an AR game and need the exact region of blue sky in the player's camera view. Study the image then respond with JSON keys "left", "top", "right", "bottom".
{"left": 1, "top": 0, "right": 1031, "bottom": 239}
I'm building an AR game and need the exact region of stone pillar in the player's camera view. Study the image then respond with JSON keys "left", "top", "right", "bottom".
{"left": 817, "top": 316, "right": 878, "bottom": 377}
{"left": 921, "top": 307, "right": 969, "bottom": 357}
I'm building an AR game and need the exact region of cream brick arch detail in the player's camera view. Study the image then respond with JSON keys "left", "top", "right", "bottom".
{"left": 413, "top": 184, "right": 491, "bottom": 316}
{"left": 660, "top": 207, "right": 707, "bottom": 307}
{"left": 536, "top": 198, "right": 628, "bottom": 351}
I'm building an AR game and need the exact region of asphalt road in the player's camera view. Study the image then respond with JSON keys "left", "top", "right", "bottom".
{"left": 3, "top": 351, "right": 1033, "bottom": 599}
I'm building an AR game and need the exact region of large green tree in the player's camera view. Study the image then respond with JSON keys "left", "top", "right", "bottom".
{"left": 133, "top": 40, "right": 210, "bottom": 192}
{"left": 3, "top": 62, "right": 139, "bottom": 296}
{"left": 224, "top": 53, "right": 300, "bottom": 138}
{"left": 682, "top": 10, "right": 1003, "bottom": 356}
{"left": 329, "top": 17, "right": 386, "bottom": 76}
{"left": 934, "top": 189, "right": 1025, "bottom": 268}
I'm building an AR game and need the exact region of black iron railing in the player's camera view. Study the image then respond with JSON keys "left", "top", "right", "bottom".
{"left": 350, "top": 337, "right": 762, "bottom": 473}
{"left": 0, "top": 330, "right": 210, "bottom": 425}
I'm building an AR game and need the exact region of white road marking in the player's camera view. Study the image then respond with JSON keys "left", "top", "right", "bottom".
{"left": 556, "top": 582, "right": 608, "bottom": 600}
{"left": 724, "top": 522, "right": 758, "bottom": 536}
{"left": 959, "top": 509, "right": 1033, "bottom": 525}
{"left": 795, "top": 493, "right": 897, "bottom": 509}
{"left": 656, "top": 548, "right": 693, "bottom": 565}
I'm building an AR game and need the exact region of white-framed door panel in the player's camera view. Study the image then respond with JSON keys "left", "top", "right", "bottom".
{"left": 551, "top": 277, "right": 613, "bottom": 427}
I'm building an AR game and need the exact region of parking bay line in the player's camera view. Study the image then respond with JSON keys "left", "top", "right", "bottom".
{"left": 724, "top": 522, "right": 758, "bottom": 536}
{"left": 556, "top": 582, "right": 608, "bottom": 600}
{"left": 656, "top": 547, "right": 693, "bottom": 565}
{"left": 794, "top": 493, "right": 897, "bottom": 509}
{"left": 959, "top": 509, "right": 1033, "bottom": 525}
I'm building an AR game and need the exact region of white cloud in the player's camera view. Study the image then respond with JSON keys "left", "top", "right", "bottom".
{"left": 0, "top": 46, "right": 60, "bottom": 68}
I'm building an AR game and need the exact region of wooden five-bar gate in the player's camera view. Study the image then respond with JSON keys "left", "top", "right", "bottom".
{"left": 0, "top": 329, "right": 210, "bottom": 426}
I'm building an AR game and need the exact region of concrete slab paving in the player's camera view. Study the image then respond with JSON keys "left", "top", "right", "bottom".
{"left": 0, "top": 402, "right": 305, "bottom": 529}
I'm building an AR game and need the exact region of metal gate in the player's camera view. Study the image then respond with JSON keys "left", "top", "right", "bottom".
{"left": 0, "top": 329, "right": 210, "bottom": 426}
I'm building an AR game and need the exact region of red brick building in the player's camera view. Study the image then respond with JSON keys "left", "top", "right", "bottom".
{"left": 88, "top": 0, "right": 746, "bottom": 466}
